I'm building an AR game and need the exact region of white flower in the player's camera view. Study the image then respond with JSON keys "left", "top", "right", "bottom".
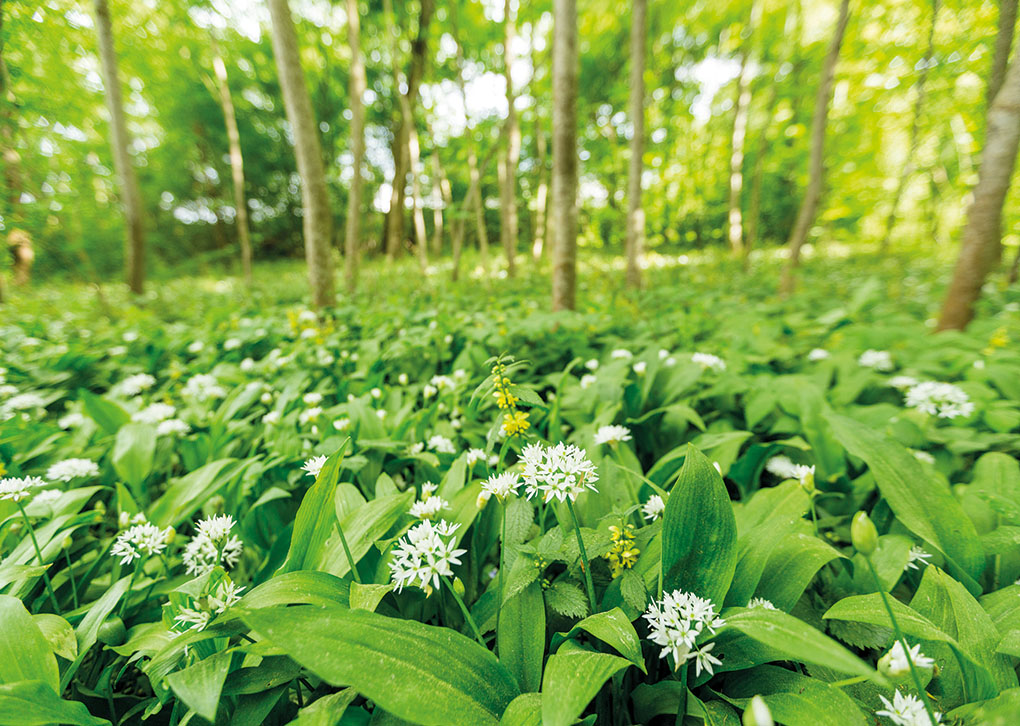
{"left": 207, "top": 579, "right": 245, "bottom": 613}
{"left": 430, "top": 374, "right": 455, "bottom": 391}
{"left": 122, "top": 331, "right": 139, "bottom": 342}
{"left": 748, "top": 597, "right": 776, "bottom": 610}
{"left": 421, "top": 482, "right": 439, "bottom": 498}
{"left": 303, "top": 392, "right": 323, "bottom": 406}
{"left": 904, "top": 381, "right": 974, "bottom": 419}
{"left": 642, "top": 494, "right": 665, "bottom": 521}
{"left": 299, "top": 407, "right": 323, "bottom": 425}
{"left": 224, "top": 338, "right": 241, "bottom": 351}
{"left": 389, "top": 519, "right": 467, "bottom": 594}
{"left": 298, "top": 310, "right": 317, "bottom": 323}
{"left": 912, "top": 450, "right": 935, "bottom": 465}
{"left": 111, "top": 523, "right": 170, "bottom": 565}
{"left": 610, "top": 349, "right": 633, "bottom": 360}
{"left": 260, "top": 392, "right": 273, "bottom": 405}
{"left": 594, "top": 424, "right": 632, "bottom": 446}
{"left": 157, "top": 419, "right": 191, "bottom": 437}
{"left": 888, "top": 375, "right": 919, "bottom": 390}
{"left": 262, "top": 410, "right": 281, "bottom": 425}
{"left": 0, "top": 476, "right": 44, "bottom": 502}
{"left": 116, "top": 373, "right": 156, "bottom": 397}
{"left": 427, "top": 434, "right": 456, "bottom": 454}
{"left": 487, "top": 454, "right": 500, "bottom": 468}
{"left": 580, "top": 374, "right": 597, "bottom": 389}
{"left": 453, "top": 369, "right": 467, "bottom": 381}
{"left": 398, "top": 373, "right": 409, "bottom": 386}
{"left": 444, "top": 334, "right": 453, "bottom": 344}
{"left": 58, "top": 411, "right": 86, "bottom": 429}
{"left": 880, "top": 641, "right": 935, "bottom": 678}
{"left": 182, "top": 374, "right": 227, "bottom": 400}
{"left": 371, "top": 387, "right": 383, "bottom": 399}
{"left": 807, "top": 348, "right": 830, "bottom": 361}
{"left": 376, "top": 409, "right": 387, "bottom": 420}
{"left": 482, "top": 472, "right": 521, "bottom": 500}
{"left": 859, "top": 349, "right": 894, "bottom": 371}
{"left": 658, "top": 349, "right": 671, "bottom": 360}
{"left": 466, "top": 448, "right": 486, "bottom": 466}
{"left": 409, "top": 496, "right": 449, "bottom": 519}
{"left": 633, "top": 361, "right": 647, "bottom": 375}
{"left": 585, "top": 358, "right": 600, "bottom": 371}
{"left": 745, "top": 695, "right": 774, "bottom": 726}
{"left": 423, "top": 384, "right": 438, "bottom": 399}
{"left": 108, "top": 346, "right": 128, "bottom": 357}
{"left": 302, "top": 455, "right": 328, "bottom": 478}
{"left": 905, "top": 545, "right": 932, "bottom": 571}
{"left": 45, "top": 458, "right": 99, "bottom": 482}
{"left": 644, "top": 589, "right": 726, "bottom": 672}
{"left": 692, "top": 352, "right": 726, "bottom": 372}
{"left": 33, "top": 489, "right": 62, "bottom": 507}
{"left": 300, "top": 328, "right": 318, "bottom": 339}
{"left": 174, "top": 606, "right": 211, "bottom": 632}
{"left": 132, "top": 402, "right": 177, "bottom": 424}
{"left": 4, "top": 392, "right": 45, "bottom": 410}
{"left": 240, "top": 357, "right": 256, "bottom": 372}
{"left": 408, "top": 442, "right": 425, "bottom": 455}
{"left": 182, "top": 515, "right": 244, "bottom": 576}
{"left": 333, "top": 417, "right": 351, "bottom": 431}
{"left": 520, "top": 442, "right": 599, "bottom": 503}
{"left": 876, "top": 691, "right": 941, "bottom": 725}
{"left": 187, "top": 341, "right": 205, "bottom": 354}
{"left": 765, "top": 456, "right": 799, "bottom": 480}
{"left": 973, "top": 359, "right": 986, "bottom": 370}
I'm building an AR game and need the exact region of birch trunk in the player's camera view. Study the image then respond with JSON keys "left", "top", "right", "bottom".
{"left": 551, "top": 0, "right": 578, "bottom": 311}
{"left": 624, "top": 0, "right": 646, "bottom": 288}
{"left": 344, "top": 0, "right": 365, "bottom": 293}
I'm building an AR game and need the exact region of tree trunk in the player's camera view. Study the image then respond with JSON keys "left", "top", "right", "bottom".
{"left": 408, "top": 124, "right": 428, "bottom": 271}
{"left": 1, "top": 0, "right": 14, "bottom": 301}
{"left": 780, "top": 0, "right": 850, "bottom": 295}
{"left": 499, "top": 0, "right": 520, "bottom": 277}
{"left": 268, "top": 0, "right": 335, "bottom": 308}
{"left": 727, "top": 0, "right": 761, "bottom": 259}
{"left": 344, "top": 0, "right": 365, "bottom": 293}
{"left": 431, "top": 149, "right": 448, "bottom": 257}
{"left": 551, "top": 0, "right": 578, "bottom": 311}
{"left": 937, "top": 50, "right": 1020, "bottom": 330}
{"left": 210, "top": 36, "right": 253, "bottom": 285}
{"left": 533, "top": 119, "right": 549, "bottom": 259}
{"left": 988, "top": 0, "right": 1018, "bottom": 108}
{"left": 880, "top": 0, "right": 938, "bottom": 252}
{"left": 93, "top": 0, "right": 145, "bottom": 295}
{"left": 624, "top": 0, "right": 647, "bottom": 289}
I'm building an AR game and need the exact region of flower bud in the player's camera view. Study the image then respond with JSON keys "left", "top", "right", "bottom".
{"left": 118, "top": 511, "right": 130, "bottom": 528}
{"left": 61, "top": 535, "right": 73, "bottom": 550}
{"left": 452, "top": 577, "right": 466, "bottom": 599}
{"left": 476, "top": 490, "right": 492, "bottom": 510}
{"left": 163, "top": 526, "right": 176, "bottom": 545}
{"left": 742, "top": 696, "right": 773, "bottom": 726}
{"left": 851, "top": 511, "right": 878, "bottom": 556}
{"left": 97, "top": 616, "right": 127, "bottom": 646}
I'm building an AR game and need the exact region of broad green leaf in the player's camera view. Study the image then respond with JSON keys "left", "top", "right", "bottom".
{"left": 949, "top": 687, "right": 1020, "bottom": 725}
{"left": 721, "top": 666, "right": 867, "bottom": 726}
{"left": 60, "top": 576, "right": 131, "bottom": 690}
{"left": 550, "top": 607, "right": 644, "bottom": 670}
{"left": 498, "top": 582, "right": 545, "bottom": 692}
{"left": 79, "top": 390, "right": 129, "bottom": 435}
{"left": 241, "top": 571, "right": 350, "bottom": 609}
{"left": 279, "top": 444, "right": 347, "bottom": 573}
{"left": 165, "top": 650, "right": 232, "bottom": 722}
{"left": 0, "top": 596, "right": 58, "bottom": 690}
{"left": 242, "top": 605, "right": 519, "bottom": 726}
{"left": 349, "top": 583, "right": 392, "bottom": 612}
{"left": 969, "top": 452, "right": 1020, "bottom": 525}
{"left": 0, "top": 680, "right": 109, "bottom": 726}
{"left": 287, "top": 689, "right": 356, "bottom": 726}
{"left": 540, "top": 643, "right": 631, "bottom": 726}
{"left": 318, "top": 490, "right": 413, "bottom": 576}
{"left": 499, "top": 693, "right": 541, "bottom": 726}
{"left": 147, "top": 458, "right": 239, "bottom": 527}
{"left": 661, "top": 444, "right": 737, "bottom": 605}
{"left": 32, "top": 614, "right": 77, "bottom": 661}
{"left": 111, "top": 423, "right": 156, "bottom": 489}
{"left": 754, "top": 532, "right": 843, "bottom": 610}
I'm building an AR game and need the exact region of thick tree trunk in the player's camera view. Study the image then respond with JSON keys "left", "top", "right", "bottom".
{"left": 210, "top": 37, "right": 253, "bottom": 285}
{"left": 624, "top": 0, "right": 647, "bottom": 289}
{"left": 268, "top": 0, "right": 335, "bottom": 308}
{"left": 937, "top": 52, "right": 1020, "bottom": 330}
{"left": 551, "top": 0, "right": 578, "bottom": 311}
{"left": 499, "top": 0, "right": 520, "bottom": 277}
{"left": 727, "top": 0, "right": 761, "bottom": 258}
{"left": 989, "top": 0, "right": 1018, "bottom": 108}
{"left": 344, "top": 0, "right": 365, "bottom": 293}
{"left": 780, "top": 0, "right": 850, "bottom": 295}
{"left": 93, "top": 0, "right": 145, "bottom": 295}
{"left": 880, "top": 0, "right": 938, "bottom": 252}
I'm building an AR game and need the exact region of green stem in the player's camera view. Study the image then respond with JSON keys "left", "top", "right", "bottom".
{"left": 496, "top": 498, "right": 507, "bottom": 652}
{"left": 16, "top": 502, "right": 59, "bottom": 612}
{"left": 443, "top": 577, "right": 486, "bottom": 646}
{"left": 674, "top": 662, "right": 688, "bottom": 726}
{"left": 830, "top": 675, "right": 868, "bottom": 688}
{"left": 336, "top": 521, "right": 362, "bottom": 584}
{"left": 63, "top": 546, "right": 79, "bottom": 609}
{"left": 566, "top": 498, "right": 597, "bottom": 614}
{"left": 119, "top": 562, "right": 139, "bottom": 618}
{"left": 864, "top": 557, "right": 939, "bottom": 726}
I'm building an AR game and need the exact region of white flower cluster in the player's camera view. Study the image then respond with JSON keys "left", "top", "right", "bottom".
{"left": 808, "top": 348, "right": 830, "bottom": 361}
{"left": 45, "top": 458, "right": 99, "bottom": 482}
{"left": 428, "top": 434, "right": 456, "bottom": 454}
{"left": 174, "top": 579, "right": 245, "bottom": 633}
{"left": 594, "top": 424, "right": 632, "bottom": 446}
{"left": 904, "top": 381, "right": 974, "bottom": 419}
{"left": 408, "top": 490, "right": 450, "bottom": 519}
{"left": 643, "top": 589, "right": 726, "bottom": 676}
{"left": 692, "top": 353, "right": 726, "bottom": 372}
{"left": 0, "top": 475, "right": 45, "bottom": 502}
{"left": 764, "top": 456, "right": 815, "bottom": 487}
{"left": 0, "top": 392, "right": 46, "bottom": 420}
{"left": 880, "top": 641, "right": 935, "bottom": 677}
{"left": 302, "top": 455, "right": 328, "bottom": 478}
{"left": 481, "top": 471, "right": 521, "bottom": 501}
{"left": 876, "top": 691, "right": 941, "bottom": 725}
{"left": 905, "top": 545, "right": 931, "bottom": 571}
{"left": 157, "top": 419, "right": 191, "bottom": 437}
{"left": 182, "top": 514, "right": 244, "bottom": 576}
{"left": 859, "top": 350, "right": 894, "bottom": 371}
{"left": 747, "top": 597, "right": 776, "bottom": 610}
{"left": 182, "top": 374, "right": 227, "bottom": 401}
{"left": 116, "top": 373, "right": 156, "bottom": 397}
{"left": 642, "top": 494, "right": 665, "bottom": 521}
{"left": 520, "top": 442, "right": 599, "bottom": 503}
{"left": 389, "top": 519, "right": 466, "bottom": 594}
{"left": 133, "top": 402, "right": 177, "bottom": 424}
{"left": 111, "top": 522, "right": 171, "bottom": 565}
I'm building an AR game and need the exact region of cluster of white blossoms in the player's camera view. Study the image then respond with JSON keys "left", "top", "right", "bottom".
{"left": 427, "top": 434, "right": 456, "bottom": 454}
{"left": 0, "top": 392, "right": 46, "bottom": 420}
{"left": 389, "top": 519, "right": 466, "bottom": 594}
{"left": 157, "top": 419, "right": 191, "bottom": 437}
{"left": 58, "top": 411, "right": 87, "bottom": 429}
{"left": 45, "top": 458, "right": 99, "bottom": 482}
{"left": 594, "top": 424, "right": 632, "bottom": 446}
{"left": 642, "top": 494, "right": 666, "bottom": 521}
{"left": 480, "top": 471, "right": 521, "bottom": 502}
{"left": 905, "top": 545, "right": 932, "bottom": 571}
{"left": 888, "top": 375, "right": 919, "bottom": 390}
{"left": 904, "top": 381, "right": 974, "bottom": 419}
{"left": 132, "top": 402, "right": 177, "bottom": 424}
{"left": 580, "top": 374, "right": 597, "bottom": 389}
{"left": 611, "top": 349, "right": 633, "bottom": 360}
{"left": 643, "top": 589, "right": 726, "bottom": 676}
{"left": 747, "top": 597, "right": 777, "bottom": 610}
{"left": 520, "top": 442, "right": 599, "bottom": 503}
{"left": 859, "top": 350, "right": 894, "bottom": 371}
{"left": 111, "top": 522, "right": 171, "bottom": 565}
{"left": 879, "top": 642, "right": 935, "bottom": 678}
{"left": 808, "top": 348, "right": 831, "bottom": 361}
{"left": 408, "top": 484, "right": 450, "bottom": 520}
{"left": 174, "top": 579, "right": 245, "bottom": 633}
{"left": 115, "top": 373, "right": 156, "bottom": 397}
{"left": 764, "top": 456, "right": 815, "bottom": 488}
{"left": 0, "top": 475, "right": 44, "bottom": 502}
{"left": 182, "top": 514, "right": 244, "bottom": 576}
{"left": 298, "top": 407, "right": 323, "bottom": 425}
{"left": 302, "top": 455, "right": 328, "bottom": 479}
{"left": 181, "top": 374, "right": 227, "bottom": 401}
{"left": 876, "top": 691, "right": 941, "bottom": 725}
{"left": 691, "top": 353, "right": 726, "bottom": 372}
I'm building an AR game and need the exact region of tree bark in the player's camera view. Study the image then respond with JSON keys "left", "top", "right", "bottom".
{"left": 268, "top": 0, "right": 335, "bottom": 308}
{"left": 430, "top": 148, "right": 449, "bottom": 257}
{"left": 624, "top": 0, "right": 647, "bottom": 289}
{"left": 937, "top": 50, "right": 1020, "bottom": 330}
{"left": 408, "top": 124, "right": 429, "bottom": 271}
{"left": 988, "top": 0, "right": 1018, "bottom": 108}
{"left": 533, "top": 117, "right": 549, "bottom": 259}
{"left": 551, "top": 0, "right": 578, "bottom": 311}
{"left": 880, "top": 0, "right": 938, "bottom": 252}
{"left": 728, "top": 0, "right": 764, "bottom": 259}
{"left": 499, "top": 0, "right": 520, "bottom": 277}
{"left": 780, "top": 0, "right": 850, "bottom": 295}
{"left": 344, "top": 0, "right": 365, "bottom": 293}
{"left": 209, "top": 36, "right": 253, "bottom": 285}
{"left": 93, "top": 0, "right": 146, "bottom": 295}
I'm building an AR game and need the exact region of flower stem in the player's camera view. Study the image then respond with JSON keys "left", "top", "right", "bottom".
{"left": 336, "top": 520, "right": 362, "bottom": 584}
{"left": 674, "top": 662, "right": 688, "bottom": 725}
{"left": 16, "top": 502, "right": 59, "bottom": 612}
{"left": 864, "top": 557, "right": 939, "bottom": 726}
{"left": 119, "top": 562, "right": 139, "bottom": 618}
{"left": 830, "top": 675, "right": 868, "bottom": 688}
{"left": 443, "top": 577, "right": 486, "bottom": 646}
{"left": 566, "top": 498, "right": 597, "bottom": 614}
{"left": 63, "top": 546, "right": 79, "bottom": 609}
{"left": 496, "top": 498, "right": 507, "bottom": 651}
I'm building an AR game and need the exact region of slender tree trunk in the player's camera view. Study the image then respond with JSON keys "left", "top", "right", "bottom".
{"left": 1009, "top": 244, "right": 1020, "bottom": 284}
{"left": 450, "top": 33, "right": 489, "bottom": 268}
{"left": 1, "top": 0, "right": 14, "bottom": 302}
{"left": 209, "top": 36, "right": 253, "bottom": 285}
{"left": 533, "top": 120, "right": 549, "bottom": 259}
{"left": 409, "top": 125, "right": 428, "bottom": 271}
{"left": 624, "top": 0, "right": 647, "bottom": 288}
{"left": 728, "top": 0, "right": 763, "bottom": 259}
{"left": 93, "top": 0, "right": 145, "bottom": 295}
{"left": 988, "top": 0, "right": 1018, "bottom": 108}
{"left": 499, "top": 0, "right": 520, "bottom": 277}
{"left": 880, "top": 0, "right": 938, "bottom": 252}
{"left": 937, "top": 51, "right": 1020, "bottom": 330}
{"left": 780, "top": 0, "right": 850, "bottom": 295}
{"left": 431, "top": 149, "right": 448, "bottom": 257}
{"left": 268, "top": 0, "right": 335, "bottom": 308}
{"left": 551, "top": 0, "right": 578, "bottom": 311}
{"left": 344, "top": 0, "right": 365, "bottom": 293}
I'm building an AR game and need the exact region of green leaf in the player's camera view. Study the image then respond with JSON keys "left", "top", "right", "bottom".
{"left": 318, "top": 490, "right": 413, "bottom": 576}
{"left": 754, "top": 532, "right": 843, "bottom": 610}
{"left": 286, "top": 689, "right": 357, "bottom": 726}
{"left": 545, "top": 581, "right": 588, "bottom": 619}
{"left": 550, "top": 607, "right": 644, "bottom": 670}
{"left": 278, "top": 444, "right": 347, "bottom": 573}
{"left": 61, "top": 575, "right": 131, "bottom": 691}
{"left": 721, "top": 666, "right": 867, "bottom": 725}
{"left": 0, "top": 680, "right": 109, "bottom": 726}
{"left": 498, "top": 582, "right": 545, "bottom": 692}
{"left": 242, "top": 605, "right": 519, "bottom": 726}
{"left": 540, "top": 643, "right": 631, "bottom": 726}
{"left": 349, "top": 583, "right": 392, "bottom": 612}
{"left": 111, "top": 423, "right": 156, "bottom": 490}
{"left": 32, "top": 614, "right": 77, "bottom": 661}
{"left": 165, "top": 650, "right": 232, "bottom": 722}
{"left": 504, "top": 497, "right": 534, "bottom": 547}
{"left": 241, "top": 571, "right": 350, "bottom": 609}
{"left": 661, "top": 444, "right": 737, "bottom": 605}
{"left": 499, "top": 693, "right": 541, "bottom": 726}
{"left": 147, "top": 458, "right": 238, "bottom": 527}
{"left": 79, "top": 390, "right": 129, "bottom": 435}
{"left": 827, "top": 413, "right": 984, "bottom": 588}
{"left": 0, "top": 596, "right": 58, "bottom": 690}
